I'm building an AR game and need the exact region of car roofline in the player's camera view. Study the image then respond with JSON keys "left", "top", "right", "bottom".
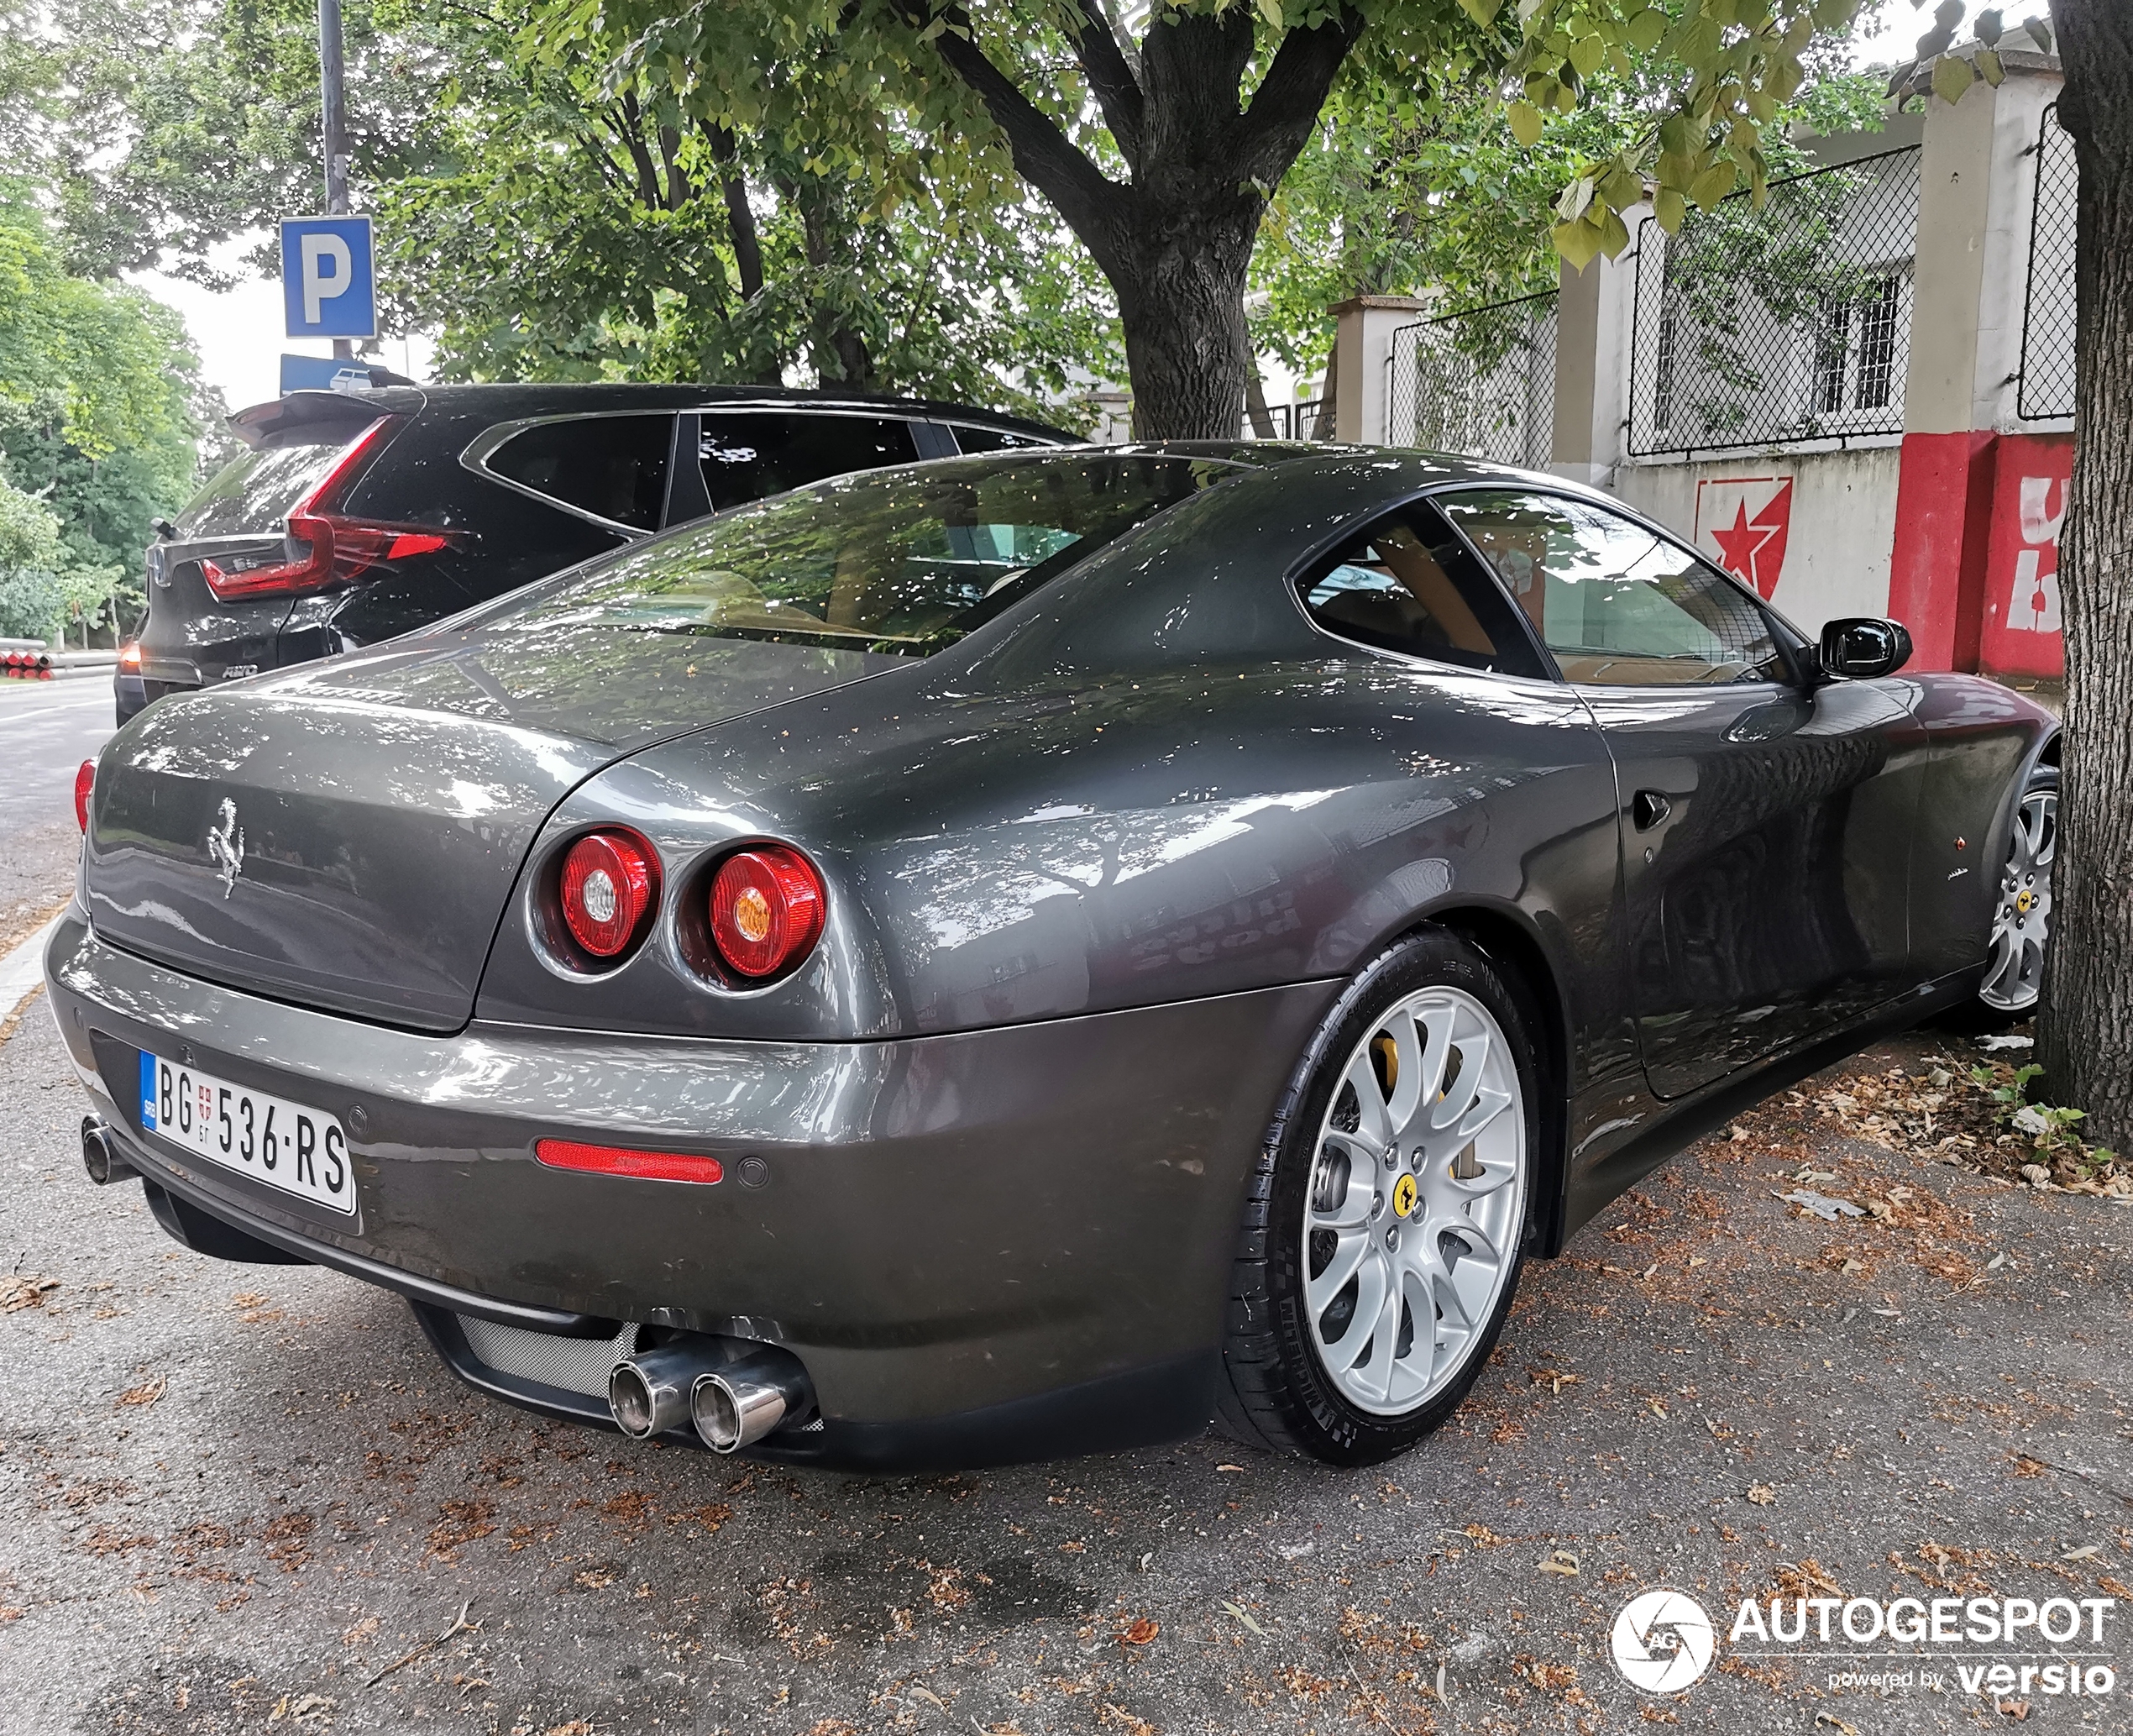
{"left": 230, "top": 382, "right": 1077, "bottom": 450}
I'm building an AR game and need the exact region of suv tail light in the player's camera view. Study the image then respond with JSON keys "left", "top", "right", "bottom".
{"left": 708, "top": 845, "right": 825, "bottom": 979}
{"left": 74, "top": 758, "right": 95, "bottom": 831}
{"left": 199, "top": 419, "right": 453, "bottom": 601}
{"left": 558, "top": 830, "right": 660, "bottom": 960}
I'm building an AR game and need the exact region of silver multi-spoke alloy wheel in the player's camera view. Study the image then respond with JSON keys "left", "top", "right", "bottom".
{"left": 1981, "top": 784, "right": 2056, "bottom": 1012}
{"left": 1301, "top": 984, "right": 1528, "bottom": 1417}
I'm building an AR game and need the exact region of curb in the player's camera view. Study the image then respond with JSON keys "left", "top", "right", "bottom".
{"left": 0, "top": 915, "right": 57, "bottom": 1030}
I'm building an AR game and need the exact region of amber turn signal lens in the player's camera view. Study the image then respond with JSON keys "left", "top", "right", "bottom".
{"left": 558, "top": 829, "right": 659, "bottom": 959}
{"left": 708, "top": 845, "right": 825, "bottom": 978}
{"left": 74, "top": 758, "right": 95, "bottom": 832}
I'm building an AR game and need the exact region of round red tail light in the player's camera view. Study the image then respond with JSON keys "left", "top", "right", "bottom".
{"left": 709, "top": 846, "right": 825, "bottom": 979}
{"left": 558, "top": 830, "right": 659, "bottom": 959}
{"left": 74, "top": 758, "right": 95, "bottom": 832}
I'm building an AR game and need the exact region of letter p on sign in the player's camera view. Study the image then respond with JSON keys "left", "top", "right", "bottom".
{"left": 280, "top": 217, "right": 376, "bottom": 340}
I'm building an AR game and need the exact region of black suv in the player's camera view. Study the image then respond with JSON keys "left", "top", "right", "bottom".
{"left": 122, "top": 381, "right": 1071, "bottom": 723}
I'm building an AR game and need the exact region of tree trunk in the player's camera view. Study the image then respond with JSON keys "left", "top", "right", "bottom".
{"left": 1245, "top": 369, "right": 1275, "bottom": 438}
{"left": 2039, "top": 0, "right": 2133, "bottom": 1147}
{"left": 795, "top": 177, "right": 873, "bottom": 389}
{"left": 907, "top": 5, "right": 1360, "bottom": 442}
{"left": 1110, "top": 199, "right": 1258, "bottom": 440}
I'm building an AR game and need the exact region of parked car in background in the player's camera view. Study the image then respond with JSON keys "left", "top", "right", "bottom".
{"left": 119, "top": 382, "right": 1070, "bottom": 723}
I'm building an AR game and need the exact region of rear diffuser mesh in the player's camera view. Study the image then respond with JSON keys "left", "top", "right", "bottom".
{"left": 457, "top": 1314, "right": 636, "bottom": 1397}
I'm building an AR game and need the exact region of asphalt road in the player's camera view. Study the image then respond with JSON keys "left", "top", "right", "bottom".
{"left": 0, "top": 677, "right": 115, "bottom": 958}
{"left": 5, "top": 988, "right": 2132, "bottom": 1733}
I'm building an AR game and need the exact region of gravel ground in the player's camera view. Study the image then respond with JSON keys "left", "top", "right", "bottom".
{"left": 3, "top": 997, "right": 2131, "bottom": 1736}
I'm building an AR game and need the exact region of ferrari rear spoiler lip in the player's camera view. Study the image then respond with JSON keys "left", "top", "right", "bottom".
{"left": 105, "top": 1116, "right": 621, "bottom": 1339}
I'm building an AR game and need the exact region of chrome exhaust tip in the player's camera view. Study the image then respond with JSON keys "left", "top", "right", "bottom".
{"left": 691, "top": 1347, "right": 811, "bottom": 1453}
{"left": 81, "top": 1116, "right": 135, "bottom": 1186}
{"left": 608, "top": 1343, "right": 715, "bottom": 1440}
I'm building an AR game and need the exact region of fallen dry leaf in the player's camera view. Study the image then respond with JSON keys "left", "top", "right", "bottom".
{"left": 1527, "top": 1367, "right": 1583, "bottom": 1394}
{"left": 1536, "top": 1549, "right": 1580, "bottom": 1577}
{"left": 0, "top": 1273, "right": 58, "bottom": 1313}
{"left": 1119, "top": 1618, "right": 1159, "bottom": 1646}
{"left": 1747, "top": 1484, "right": 1776, "bottom": 1506}
{"left": 118, "top": 1375, "right": 166, "bottom": 1408}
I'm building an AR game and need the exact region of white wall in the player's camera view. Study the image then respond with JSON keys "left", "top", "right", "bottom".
{"left": 1612, "top": 445, "right": 1902, "bottom": 636}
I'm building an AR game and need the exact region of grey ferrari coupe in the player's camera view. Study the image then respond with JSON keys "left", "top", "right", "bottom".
{"left": 49, "top": 442, "right": 2057, "bottom": 1471}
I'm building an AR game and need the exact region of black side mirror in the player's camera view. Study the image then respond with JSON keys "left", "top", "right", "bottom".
{"left": 1817, "top": 617, "right": 1912, "bottom": 681}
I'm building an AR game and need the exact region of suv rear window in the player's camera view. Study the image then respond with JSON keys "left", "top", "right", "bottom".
{"left": 486, "top": 414, "right": 673, "bottom": 531}
{"left": 176, "top": 435, "right": 364, "bottom": 538}
{"left": 483, "top": 452, "right": 1230, "bottom": 658}
{"left": 699, "top": 413, "right": 920, "bottom": 510}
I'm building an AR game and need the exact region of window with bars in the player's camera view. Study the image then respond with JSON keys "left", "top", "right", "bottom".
{"left": 1811, "top": 275, "right": 1904, "bottom": 417}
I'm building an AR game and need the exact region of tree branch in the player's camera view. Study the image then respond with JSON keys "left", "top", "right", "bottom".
{"left": 894, "top": 0, "right": 1128, "bottom": 270}
{"left": 1069, "top": 0, "right": 1145, "bottom": 173}
{"left": 1234, "top": 8, "right": 1365, "bottom": 187}
{"left": 703, "top": 122, "right": 767, "bottom": 302}
{"left": 612, "top": 92, "right": 663, "bottom": 209}
{"left": 657, "top": 124, "right": 693, "bottom": 210}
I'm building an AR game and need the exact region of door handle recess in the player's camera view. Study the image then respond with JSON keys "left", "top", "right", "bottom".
{"left": 1632, "top": 789, "right": 1671, "bottom": 831}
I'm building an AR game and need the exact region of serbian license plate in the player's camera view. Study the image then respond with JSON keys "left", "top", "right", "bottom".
{"left": 137, "top": 1052, "right": 355, "bottom": 1216}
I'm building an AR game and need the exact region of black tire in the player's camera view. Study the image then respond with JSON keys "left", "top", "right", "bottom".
{"left": 1216, "top": 927, "right": 1542, "bottom": 1466}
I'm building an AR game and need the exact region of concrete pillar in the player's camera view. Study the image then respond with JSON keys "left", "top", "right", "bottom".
{"left": 1549, "top": 212, "right": 1641, "bottom": 489}
{"left": 1887, "top": 52, "right": 2062, "bottom": 672}
{"left": 1330, "top": 295, "right": 1425, "bottom": 443}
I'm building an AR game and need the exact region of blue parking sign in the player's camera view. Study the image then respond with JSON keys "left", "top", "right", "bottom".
{"left": 280, "top": 216, "right": 376, "bottom": 340}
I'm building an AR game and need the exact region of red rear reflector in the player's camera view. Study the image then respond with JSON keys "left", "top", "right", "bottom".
{"left": 118, "top": 642, "right": 142, "bottom": 669}
{"left": 535, "top": 1140, "right": 722, "bottom": 1185}
{"left": 708, "top": 844, "right": 825, "bottom": 978}
{"left": 74, "top": 758, "right": 95, "bottom": 831}
{"left": 558, "top": 829, "right": 660, "bottom": 959}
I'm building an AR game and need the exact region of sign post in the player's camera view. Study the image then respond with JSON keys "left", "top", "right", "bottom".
{"left": 317, "top": 0, "right": 353, "bottom": 360}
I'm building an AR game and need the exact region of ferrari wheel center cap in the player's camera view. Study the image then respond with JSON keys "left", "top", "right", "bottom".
{"left": 1391, "top": 1172, "right": 1419, "bottom": 1219}
{"left": 2014, "top": 889, "right": 2036, "bottom": 915}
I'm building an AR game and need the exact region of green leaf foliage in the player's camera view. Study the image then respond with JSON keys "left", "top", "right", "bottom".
{"left": 0, "top": 185, "right": 198, "bottom": 636}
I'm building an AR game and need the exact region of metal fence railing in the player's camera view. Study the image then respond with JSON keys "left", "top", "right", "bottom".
{"left": 1386, "top": 292, "right": 1558, "bottom": 466}
{"left": 1280, "top": 398, "right": 1329, "bottom": 440}
{"left": 2018, "top": 102, "right": 2078, "bottom": 422}
{"left": 1626, "top": 146, "right": 1922, "bottom": 459}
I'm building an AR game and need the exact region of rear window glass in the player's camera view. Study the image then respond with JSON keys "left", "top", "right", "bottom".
{"left": 699, "top": 413, "right": 920, "bottom": 510}
{"left": 487, "top": 414, "right": 673, "bottom": 530}
{"left": 482, "top": 453, "right": 1231, "bottom": 658}
{"left": 176, "top": 438, "right": 356, "bottom": 538}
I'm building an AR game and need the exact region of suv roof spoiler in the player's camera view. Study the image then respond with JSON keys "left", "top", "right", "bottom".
{"left": 229, "top": 383, "right": 428, "bottom": 450}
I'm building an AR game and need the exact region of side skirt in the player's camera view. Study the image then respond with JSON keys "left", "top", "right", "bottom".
{"left": 1554, "top": 969, "right": 1982, "bottom": 1251}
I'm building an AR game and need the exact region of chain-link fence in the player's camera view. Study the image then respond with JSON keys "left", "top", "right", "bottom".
{"left": 2018, "top": 103, "right": 2077, "bottom": 422}
{"left": 1385, "top": 292, "right": 1557, "bottom": 466}
{"left": 1626, "top": 147, "right": 1921, "bottom": 459}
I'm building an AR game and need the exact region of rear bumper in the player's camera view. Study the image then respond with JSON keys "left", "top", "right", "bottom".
{"left": 45, "top": 910, "right": 1332, "bottom": 1470}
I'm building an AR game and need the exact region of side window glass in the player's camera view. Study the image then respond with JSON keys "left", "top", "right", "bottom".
{"left": 946, "top": 424, "right": 1053, "bottom": 454}
{"left": 699, "top": 415, "right": 920, "bottom": 509}
{"left": 1436, "top": 489, "right": 1786, "bottom": 686}
{"left": 485, "top": 414, "right": 672, "bottom": 532}
{"left": 1297, "top": 506, "right": 1547, "bottom": 679}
